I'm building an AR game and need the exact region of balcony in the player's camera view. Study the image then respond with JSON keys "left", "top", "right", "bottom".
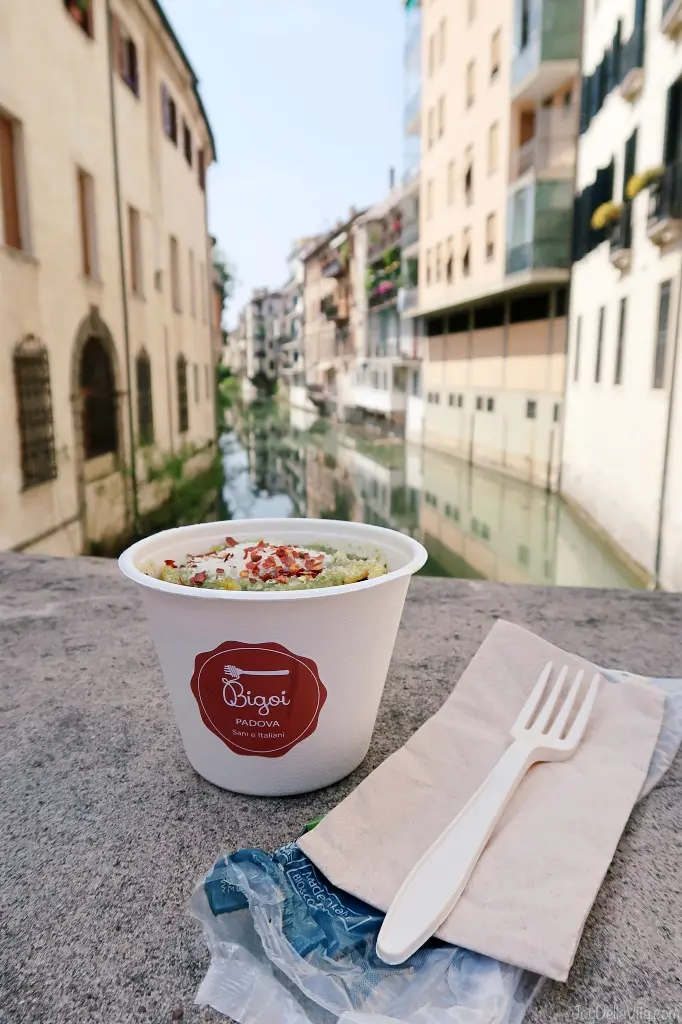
{"left": 609, "top": 202, "right": 633, "bottom": 272}
{"left": 663, "top": 0, "right": 682, "bottom": 36}
{"left": 398, "top": 286, "right": 419, "bottom": 314}
{"left": 401, "top": 219, "right": 419, "bottom": 251}
{"left": 511, "top": 0, "right": 581, "bottom": 103}
{"left": 368, "top": 219, "right": 402, "bottom": 264}
{"left": 506, "top": 179, "right": 573, "bottom": 276}
{"left": 321, "top": 292, "right": 349, "bottom": 324}
{"left": 404, "top": 89, "right": 421, "bottom": 136}
{"left": 510, "top": 107, "right": 578, "bottom": 181}
{"left": 506, "top": 240, "right": 570, "bottom": 274}
{"left": 647, "top": 162, "right": 682, "bottom": 247}
{"left": 620, "top": 24, "right": 645, "bottom": 102}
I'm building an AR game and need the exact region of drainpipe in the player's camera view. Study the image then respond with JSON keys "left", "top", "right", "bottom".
{"left": 653, "top": 255, "right": 682, "bottom": 589}
{"left": 105, "top": 0, "right": 139, "bottom": 527}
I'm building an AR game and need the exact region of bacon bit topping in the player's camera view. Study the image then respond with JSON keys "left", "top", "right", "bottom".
{"left": 225, "top": 537, "right": 238, "bottom": 547}
{"left": 215, "top": 567, "right": 225, "bottom": 575}
{"left": 250, "top": 552, "right": 262, "bottom": 562}
{"left": 190, "top": 571, "right": 208, "bottom": 585}
{"left": 164, "top": 559, "right": 176, "bottom": 568}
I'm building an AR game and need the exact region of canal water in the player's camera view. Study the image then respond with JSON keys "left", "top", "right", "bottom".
{"left": 219, "top": 401, "right": 643, "bottom": 589}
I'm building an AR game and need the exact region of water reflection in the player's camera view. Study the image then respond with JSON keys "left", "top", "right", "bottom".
{"left": 220, "top": 403, "right": 642, "bottom": 589}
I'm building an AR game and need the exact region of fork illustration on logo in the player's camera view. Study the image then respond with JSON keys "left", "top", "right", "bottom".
{"left": 221, "top": 664, "right": 291, "bottom": 716}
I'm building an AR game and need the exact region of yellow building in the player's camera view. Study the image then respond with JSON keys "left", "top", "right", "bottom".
{"left": 413, "top": 0, "right": 580, "bottom": 489}
{"left": 0, "top": 0, "right": 217, "bottom": 554}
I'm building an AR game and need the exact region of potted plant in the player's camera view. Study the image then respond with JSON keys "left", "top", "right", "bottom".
{"left": 625, "top": 166, "right": 665, "bottom": 201}
{"left": 591, "top": 201, "right": 623, "bottom": 231}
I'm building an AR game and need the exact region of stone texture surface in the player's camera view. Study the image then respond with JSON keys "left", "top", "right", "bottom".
{"left": 1, "top": 553, "right": 681, "bottom": 1024}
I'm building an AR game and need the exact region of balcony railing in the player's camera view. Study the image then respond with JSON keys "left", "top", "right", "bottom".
{"left": 368, "top": 223, "right": 402, "bottom": 264}
{"left": 511, "top": 132, "right": 576, "bottom": 180}
{"left": 401, "top": 219, "right": 419, "bottom": 248}
{"left": 368, "top": 280, "right": 399, "bottom": 308}
{"left": 398, "top": 286, "right": 419, "bottom": 313}
{"left": 506, "top": 239, "right": 570, "bottom": 275}
{"left": 648, "top": 161, "right": 682, "bottom": 245}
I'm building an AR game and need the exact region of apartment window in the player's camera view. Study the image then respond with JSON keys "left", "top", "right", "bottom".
{"left": 446, "top": 236, "right": 454, "bottom": 283}
{"left": 520, "top": 0, "right": 532, "bottom": 49}
{"left": 161, "top": 84, "right": 178, "bottom": 144}
{"left": 438, "top": 18, "right": 446, "bottom": 64}
{"left": 426, "top": 179, "right": 433, "bottom": 219}
{"left": 77, "top": 169, "right": 98, "bottom": 280}
{"left": 428, "top": 34, "right": 435, "bottom": 77}
{"left": 64, "top": 0, "right": 93, "bottom": 37}
{"left": 476, "top": 396, "right": 483, "bottom": 410}
{"left": 428, "top": 108, "right": 435, "bottom": 148}
{"left": 553, "top": 402, "right": 560, "bottom": 423}
{"left": 488, "top": 122, "right": 499, "bottom": 174}
{"left": 198, "top": 149, "right": 206, "bottom": 191}
{"left": 0, "top": 111, "right": 24, "bottom": 251}
{"left": 183, "top": 120, "right": 193, "bottom": 166}
{"left": 462, "top": 227, "right": 472, "bottom": 277}
{"left": 466, "top": 62, "right": 476, "bottom": 108}
{"left": 653, "top": 281, "right": 672, "bottom": 389}
{"left": 128, "top": 205, "right": 142, "bottom": 296}
{"left": 447, "top": 160, "right": 455, "bottom": 205}
{"left": 468, "top": 0, "right": 476, "bottom": 24}
{"left": 526, "top": 399, "right": 537, "bottom": 419}
{"left": 487, "top": 397, "right": 495, "bottom": 412}
{"left": 464, "top": 149, "right": 474, "bottom": 205}
{"left": 614, "top": 297, "right": 627, "bottom": 385}
{"left": 136, "top": 349, "right": 153, "bottom": 445}
{"left": 79, "top": 337, "right": 117, "bottom": 459}
{"left": 448, "top": 393, "right": 455, "bottom": 407}
{"left": 194, "top": 363, "right": 200, "bottom": 404}
{"left": 13, "top": 337, "right": 57, "bottom": 489}
{"left": 458, "top": 394, "right": 464, "bottom": 408}
{"left": 438, "top": 96, "right": 445, "bottom": 138}
{"left": 491, "top": 30, "right": 501, "bottom": 81}
{"left": 426, "top": 249, "right": 432, "bottom": 285}
{"left": 485, "top": 214, "right": 496, "bottom": 260}
{"left": 189, "top": 249, "right": 196, "bottom": 318}
{"left": 595, "top": 306, "right": 605, "bottom": 383}
{"left": 574, "top": 316, "right": 582, "bottom": 381}
{"left": 112, "top": 15, "right": 139, "bottom": 96}
{"left": 177, "top": 354, "right": 189, "bottom": 433}
{"left": 169, "top": 235, "right": 181, "bottom": 312}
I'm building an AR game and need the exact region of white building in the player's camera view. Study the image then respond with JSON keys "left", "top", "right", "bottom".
{"left": 562, "top": 0, "right": 682, "bottom": 588}
{"left": 280, "top": 238, "right": 319, "bottom": 411}
{"left": 242, "top": 288, "right": 284, "bottom": 392}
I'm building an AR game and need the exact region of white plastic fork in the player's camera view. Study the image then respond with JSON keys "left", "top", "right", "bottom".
{"left": 376, "top": 662, "right": 602, "bottom": 966}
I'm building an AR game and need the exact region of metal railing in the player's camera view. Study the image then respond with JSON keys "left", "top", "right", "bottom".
{"left": 648, "top": 161, "right": 682, "bottom": 229}
{"left": 506, "top": 239, "right": 570, "bottom": 275}
{"left": 401, "top": 220, "right": 419, "bottom": 248}
{"left": 511, "top": 133, "right": 576, "bottom": 180}
{"left": 610, "top": 201, "right": 633, "bottom": 252}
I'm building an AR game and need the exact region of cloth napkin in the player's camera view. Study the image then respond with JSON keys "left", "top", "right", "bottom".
{"left": 298, "top": 619, "right": 666, "bottom": 983}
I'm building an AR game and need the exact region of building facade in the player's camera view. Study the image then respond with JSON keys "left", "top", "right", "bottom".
{"left": 280, "top": 238, "right": 315, "bottom": 409}
{"left": 562, "top": 0, "right": 682, "bottom": 588}
{"left": 413, "top": 0, "right": 580, "bottom": 489}
{"left": 242, "top": 288, "right": 285, "bottom": 391}
{"left": 1, "top": 0, "right": 216, "bottom": 554}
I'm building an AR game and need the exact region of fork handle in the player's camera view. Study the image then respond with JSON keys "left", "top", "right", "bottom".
{"left": 376, "top": 741, "right": 537, "bottom": 966}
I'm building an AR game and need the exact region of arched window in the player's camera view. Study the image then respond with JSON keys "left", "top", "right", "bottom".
{"left": 176, "top": 353, "right": 188, "bottom": 433}
{"left": 79, "top": 336, "right": 117, "bottom": 459}
{"left": 135, "top": 349, "right": 154, "bottom": 445}
{"left": 13, "top": 337, "right": 58, "bottom": 489}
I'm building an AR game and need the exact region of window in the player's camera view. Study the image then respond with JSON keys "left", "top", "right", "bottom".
{"left": 486, "top": 213, "right": 496, "bottom": 261}
{"left": 438, "top": 95, "right": 445, "bottom": 138}
{"left": 183, "top": 120, "right": 193, "bottom": 166}
{"left": 526, "top": 399, "right": 537, "bottom": 419}
{"left": 64, "top": 0, "right": 93, "bottom": 37}
{"left": 446, "top": 236, "right": 454, "bottom": 283}
{"left": 79, "top": 336, "right": 117, "bottom": 459}
{"left": 198, "top": 149, "right": 206, "bottom": 191}
{"left": 475, "top": 303, "right": 504, "bottom": 329}
{"left": 595, "top": 306, "right": 605, "bottom": 383}
{"left": 13, "top": 337, "right": 57, "bottom": 489}
{"left": 426, "top": 249, "right": 432, "bottom": 285}
{"left": 136, "top": 349, "right": 153, "bottom": 445}
{"left": 614, "top": 297, "right": 627, "bottom": 385}
{"left": 491, "top": 30, "right": 501, "bottom": 81}
{"left": 428, "top": 108, "right": 435, "bottom": 148}
{"left": 0, "top": 111, "right": 24, "bottom": 251}
{"left": 438, "top": 18, "right": 446, "bottom": 64}
{"left": 476, "top": 396, "right": 483, "bottom": 410}
{"left": 457, "top": 394, "right": 464, "bottom": 408}
{"left": 553, "top": 402, "right": 560, "bottom": 423}
{"left": 205, "top": 364, "right": 210, "bottom": 399}
{"left": 447, "top": 160, "right": 455, "bottom": 204}
{"left": 169, "top": 235, "right": 181, "bottom": 312}
{"left": 428, "top": 34, "right": 435, "bottom": 77}
{"left": 177, "top": 354, "right": 189, "bottom": 433}
{"left": 161, "top": 84, "right": 178, "bottom": 144}
{"left": 426, "top": 179, "right": 433, "bottom": 219}
{"left": 487, "top": 397, "right": 495, "bottom": 412}
{"left": 200, "top": 261, "right": 207, "bottom": 321}
{"left": 435, "top": 243, "right": 442, "bottom": 282}
{"left": 464, "top": 148, "right": 474, "bottom": 204}
{"left": 189, "top": 248, "right": 196, "bottom": 318}
{"left": 194, "top": 363, "right": 200, "bottom": 404}
{"left": 448, "top": 393, "right": 455, "bottom": 407}
{"left": 128, "top": 205, "right": 143, "bottom": 296}
{"left": 653, "top": 281, "right": 672, "bottom": 389}
{"left": 520, "top": 0, "right": 531, "bottom": 49}
{"left": 462, "top": 227, "right": 472, "bottom": 277}
{"left": 112, "top": 15, "right": 139, "bottom": 96}
{"left": 574, "top": 316, "right": 582, "bottom": 381}
{"left": 77, "top": 169, "right": 98, "bottom": 280}
{"left": 488, "top": 122, "right": 499, "bottom": 174}
{"left": 466, "top": 62, "right": 476, "bottom": 108}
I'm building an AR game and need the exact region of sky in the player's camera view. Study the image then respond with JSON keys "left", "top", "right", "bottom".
{"left": 162, "top": 0, "right": 406, "bottom": 326}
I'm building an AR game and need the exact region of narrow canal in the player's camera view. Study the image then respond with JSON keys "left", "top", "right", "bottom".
{"left": 218, "top": 401, "right": 643, "bottom": 589}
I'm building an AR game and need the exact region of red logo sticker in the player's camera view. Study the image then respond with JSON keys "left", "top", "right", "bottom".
{"left": 190, "top": 641, "right": 328, "bottom": 758}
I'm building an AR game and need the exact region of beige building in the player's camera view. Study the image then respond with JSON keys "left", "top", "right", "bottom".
{"left": 413, "top": 0, "right": 580, "bottom": 489}
{"left": 1, "top": 0, "right": 216, "bottom": 555}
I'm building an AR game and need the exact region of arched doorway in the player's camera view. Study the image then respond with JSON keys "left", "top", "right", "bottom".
{"left": 79, "top": 335, "right": 118, "bottom": 459}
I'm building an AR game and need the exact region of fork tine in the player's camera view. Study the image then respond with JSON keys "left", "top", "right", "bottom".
{"left": 515, "top": 662, "right": 553, "bottom": 730}
{"left": 549, "top": 669, "right": 584, "bottom": 738}
{"left": 565, "top": 673, "right": 601, "bottom": 746}
{"left": 534, "top": 665, "right": 568, "bottom": 732}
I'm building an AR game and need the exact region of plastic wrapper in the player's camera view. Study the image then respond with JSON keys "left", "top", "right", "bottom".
{"left": 191, "top": 671, "right": 682, "bottom": 1024}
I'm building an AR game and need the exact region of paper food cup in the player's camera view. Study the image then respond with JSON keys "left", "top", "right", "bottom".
{"left": 119, "top": 518, "right": 427, "bottom": 796}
